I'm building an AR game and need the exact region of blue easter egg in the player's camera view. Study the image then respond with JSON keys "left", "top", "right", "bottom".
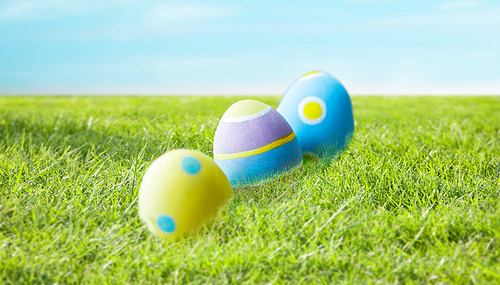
{"left": 276, "top": 71, "right": 354, "bottom": 159}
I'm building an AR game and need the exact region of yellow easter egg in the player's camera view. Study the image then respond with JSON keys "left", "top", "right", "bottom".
{"left": 138, "top": 149, "right": 233, "bottom": 240}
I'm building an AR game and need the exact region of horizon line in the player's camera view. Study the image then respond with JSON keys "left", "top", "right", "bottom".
{"left": 1, "top": 93, "right": 499, "bottom": 97}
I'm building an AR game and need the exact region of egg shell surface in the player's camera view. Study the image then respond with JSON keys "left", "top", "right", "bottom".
{"left": 138, "top": 149, "right": 233, "bottom": 240}
{"left": 277, "top": 71, "right": 354, "bottom": 159}
{"left": 213, "top": 99, "right": 302, "bottom": 187}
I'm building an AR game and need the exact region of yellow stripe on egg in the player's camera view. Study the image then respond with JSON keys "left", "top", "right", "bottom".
{"left": 214, "top": 132, "right": 296, "bottom": 160}
{"left": 299, "top": 71, "right": 326, "bottom": 81}
{"left": 302, "top": 71, "right": 321, "bottom": 77}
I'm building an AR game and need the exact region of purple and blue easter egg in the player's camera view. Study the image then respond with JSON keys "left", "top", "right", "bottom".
{"left": 277, "top": 71, "right": 354, "bottom": 159}
{"left": 213, "top": 99, "right": 302, "bottom": 187}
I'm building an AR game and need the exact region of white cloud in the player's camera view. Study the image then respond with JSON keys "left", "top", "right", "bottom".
{"left": 368, "top": 7, "right": 500, "bottom": 27}
{"left": 0, "top": 1, "right": 239, "bottom": 39}
{"left": 0, "top": 1, "right": 37, "bottom": 19}
{"left": 347, "top": 0, "right": 413, "bottom": 2}
{"left": 0, "top": 1, "right": 237, "bottom": 23}
{"left": 140, "top": 3, "right": 238, "bottom": 31}
{"left": 437, "top": 0, "right": 484, "bottom": 10}
{"left": 0, "top": 0, "right": 98, "bottom": 20}
{"left": 143, "top": 3, "right": 235, "bottom": 23}
{"left": 44, "top": 3, "right": 240, "bottom": 40}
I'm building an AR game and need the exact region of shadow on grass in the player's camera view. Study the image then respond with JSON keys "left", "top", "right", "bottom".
{"left": 229, "top": 152, "right": 347, "bottom": 207}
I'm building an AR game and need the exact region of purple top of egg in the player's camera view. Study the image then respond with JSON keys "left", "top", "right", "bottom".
{"left": 214, "top": 108, "right": 294, "bottom": 154}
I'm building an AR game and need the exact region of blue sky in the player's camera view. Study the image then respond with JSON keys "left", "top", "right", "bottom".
{"left": 0, "top": 0, "right": 499, "bottom": 95}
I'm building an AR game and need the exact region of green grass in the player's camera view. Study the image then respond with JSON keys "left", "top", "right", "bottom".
{"left": 1, "top": 95, "right": 499, "bottom": 284}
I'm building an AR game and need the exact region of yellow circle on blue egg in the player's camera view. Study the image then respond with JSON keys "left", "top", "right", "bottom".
{"left": 297, "top": 96, "right": 327, "bottom": 125}
{"left": 303, "top": 102, "right": 322, "bottom": 119}
{"left": 138, "top": 149, "right": 233, "bottom": 240}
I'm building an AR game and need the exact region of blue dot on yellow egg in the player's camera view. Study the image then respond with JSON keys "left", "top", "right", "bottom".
{"left": 157, "top": 214, "right": 176, "bottom": 233}
{"left": 181, "top": 156, "right": 201, "bottom": 175}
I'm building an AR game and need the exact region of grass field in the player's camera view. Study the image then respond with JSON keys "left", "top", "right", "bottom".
{"left": 1, "top": 95, "right": 499, "bottom": 284}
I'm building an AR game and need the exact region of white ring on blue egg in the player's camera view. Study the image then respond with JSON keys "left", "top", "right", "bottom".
{"left": 220, "top": 106, "right": 272, "bottom": 123}
{"left": 297, "top": 96, "right": 327, "bottom": 125}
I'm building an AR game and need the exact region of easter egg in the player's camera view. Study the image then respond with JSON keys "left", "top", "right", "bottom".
{"left": 277, "top": 71, "right": 354, "bottom": 159}
{"left": 138, "top": 149, "right": 233, "bottom": 240}
{"left": 213, "top": 99, "right": 303, "bottom": 187}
